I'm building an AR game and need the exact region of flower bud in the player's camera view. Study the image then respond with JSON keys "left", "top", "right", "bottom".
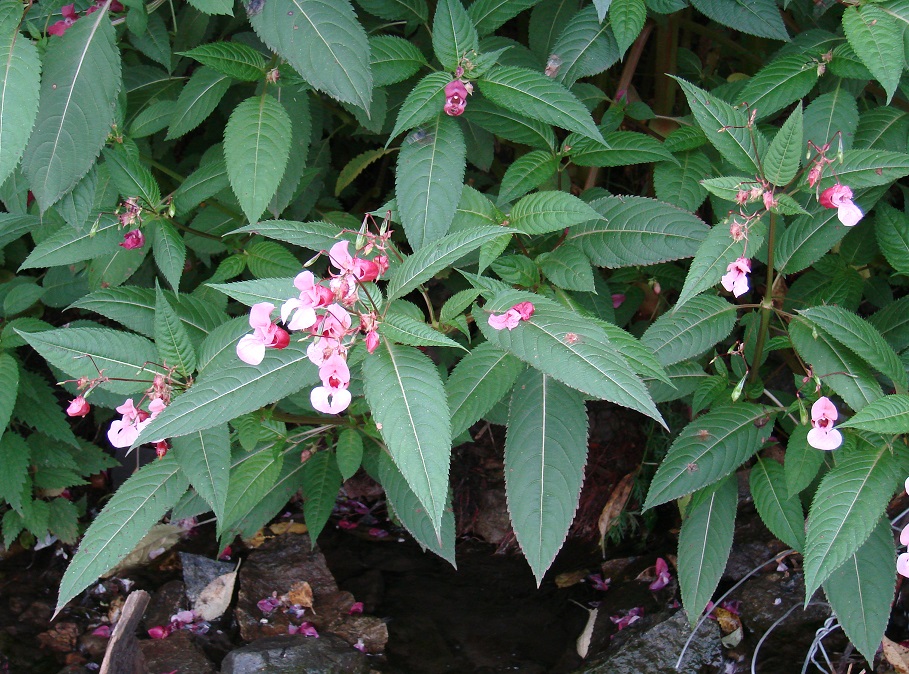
{"left": 119, "top": 229, "right": 145, "bottom": 250}
{"left": 66, "top": 396, "right": 91, "bottom": 417}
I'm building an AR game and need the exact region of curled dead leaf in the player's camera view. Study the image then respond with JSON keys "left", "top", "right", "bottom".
{"left": 555, "top": 570, "right": 589, "bottom": 588}
{"left": 884, "top": 636, "right": 909, "bottom": 673}
{"left": 193, "top": 571, "right": 238, "bottom": 622}
{"left": 286, "top": 580, "right": 314, "bottom": 608}
{"left": 576, "top": 607, "right": 598, "bottom": 659}
{"left": 598, "top": 472, "right": 636, "bottom": 551}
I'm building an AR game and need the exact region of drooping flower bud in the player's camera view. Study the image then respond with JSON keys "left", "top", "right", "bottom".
{"left": 444, "top": 80, "right": 469, "bottom": 116}
{"left": 66, "top": 396, "right": 91, "bottom": 417}
{"left": 120, "top": 229, "right": 145, "bottom": 250}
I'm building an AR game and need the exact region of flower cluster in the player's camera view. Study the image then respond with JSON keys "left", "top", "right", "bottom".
{"left": 898, "top": 477, "right": 909, "bottom": 579}
{"left": 48, "top": 1, "right": 124, "bottom": 36}
{"left": 805, "top": 396, "right": 843, "bottom": 451}
{"left": 488, "top": 301, "right": 534, "bottom": 330}
{"left": 236, "top": 232, "right": 391, "bottom": 416}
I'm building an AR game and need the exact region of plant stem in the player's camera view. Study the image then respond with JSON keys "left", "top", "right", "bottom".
{"left": 748, "top": 212, "right": 776, "bottom": 387}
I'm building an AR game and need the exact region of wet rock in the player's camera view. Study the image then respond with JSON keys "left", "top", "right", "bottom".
{"left": 18, "top": 599, "right": 53, "bottom": 627}
{"left": 327, "top": 613, "right": 388, "bottom": 654}
{"left": 736, "top": 571, "right": 829, "bottom": 633}
{"left": 79, "top": 629, "right": 110, "bottom": 658}
{"left": 37, "top": 621, "right": 80, "bottom": 652}
{"left": 474, "top": 486, "right": 511, "bottom": 545}
{"left": 180, "top": 552, "right": 234, "bottom": 603}
{"left": 138, "top": 629, "right": 217, "bottom": 674}
{"left": 142, "top": 580, "right": 186, "bottom": 630}
{"left": 220, "top": 633, "right": 370, "bottom": 674}
{"left": 577, "top": 609, "right": 723, "bottom": 674}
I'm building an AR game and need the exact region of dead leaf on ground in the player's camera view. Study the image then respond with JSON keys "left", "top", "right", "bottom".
{"left": 269, "top": 521, "right": 308, "bottom": 536}
{"left": 713, "top": 607, "right": 742, "bottom": 636}
{"left": 555, "top": 570, "right": 589, "bottom": 588}
{"left": 597, "top": 472, "right": 636, "bottom": 551}
{"left": 105, "top": 524, "right": 183, "bottom": 576}
{"left": 285, "top": 581, "right": 314, "bottom": 608}
{"left": 883, "top": 636, "right": 909, "bottom": 673}
{"left": 193, "top": 571, "right": 238, "bottom": 621}
{"left": 576, "top": 607, "right": 598, "bottom": 659}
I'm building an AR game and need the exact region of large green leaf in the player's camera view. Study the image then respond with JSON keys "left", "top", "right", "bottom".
{"left": 395, "top": 114, "right": 466, "bottom": 250}
{"left": 689, "top": 0, "right": 787, "bottom": 39}
{"left": 644, "top": 404, "right": 773, "bottom": 509}
{"left": 476, "top": 290, "right": 664, "bottom": 426}
{"left": 250, "top": 0, "right": 372, "bottom": 111}
{"left": 467, "top": 98, "right": 556, "bottom": 150}
{"left": 506, "top": 369, "right": 588, "bottom": 585}
{"left": 172, "top": 155, "right": 229, "bottom": 216}
{"left": 566, "top": 131, "right": 677, "bottom": 168}
{"left": 750, "top": 458, "right": 805, "bottom": 553}
{"left": 0, "top": 433, "right": 28, "bottom": 514}
{"left": 382, "top": 311, "right": 466, "bottom": 351}
{"left": 102, "top": 145, "right": 160, "bottom": 209}
{"left": 21, "top": 3, "right": 121, "bottom": 210}
{"left": 653, "top": 151, "right": 710, "bottom": 212}
{"left": 356, "top": 0, "right": 428, "bottom": 23}
{"left": 447, "top": 341, "right": 524, "bottom": 438}
{"left": 369, "top": 35, "right": 427, "bottom": 88}
{"left": 171, "top": 425, "right": 230, "bottom": 522}
{"left": 20, "top": 327, "right": 160, "bottom": 395}
{"left": 763, "top": 105, "right": 803, "bottom": 187}
{"left": 736, "top": 56, "right": 816, "bottom": 123}
{"left": 469, "top": 0, "right": 540, "bottom": 35}
{"left": 165, "top": 67, "right": 231, "bottom": 140}
{"left": 803, "top": 87, "right": 858, "bottom": 153}
{"left": 550, "top": 5, "right": 619, "bottom": 87}
{"left": 641, "top": 295, "right": 737, "bottom": 367}
{"left": 152, "top": 218, "right": 187, "bottom": 292}
{"left": 154, "top": 285, "right": 197, "bottom": 378}
{"left": 875, "top": 203, "right": 909, "bottom": 275}
{"left": 0, "top": 353, "right": 17, "bottom": 444}
{"left": 824, "top": 518, "right": 895, "bottom": 664}
{"left": 433, "top": 0, "right": 479, "bottom": 70}
{"left": 228, "top": 219, "right": 344, "bottom": 253}
{"left": 363, "top": 341, "right": 452, "bottom": 533}
{"left": 817, "top": 150, "right": 909, "bottom": 190}
{"left": 479, "top": 65, "right": 604, "bottom": 143}
{"left": 178, "top": 42, "right": 267, "bottom": 82}
{"left": 497, "top": 150, "right": 558, "bottom": 205}
{"left": 678, "top": 476, "right": 737, "bottom": 623}
{"left": 509, "top": 191, "right": 601, "bottom": 235}
{"left": 843, "top": 5, "right": 902, "bottom": 102}
{"left": 56, "top": 456, "right": 188, "bottom": 614}
{"left": 224, "top": 94, "right": 292, "bottom": 224}
{"left": 134, "top": 343, "right": 318, "bottom": 444}
{"left": 774, "top": 202, "right": 854, "bottom": 274}
{"left": 0, "top": 0, "right": 40, "bottom": 188}
{"left": 567, "top": 196, "right": 709, "bottom": 267}
{"left": 672, "top": 77, "right": 767, "bottom": 175}
{"left": 840, "top": 394, "right": 909, "bottom": 434}
{"left": 301, "top": 451, "right": 341, "bottom": 542}
{"left": 219, "top": 449, "right": 283, "bottom": 543}
{"left": 387, "top": 71, "right": 453, "bottom": 142}
{"left": 208, "top": 277, "right": 297, "bottom": 307}
{"left": 803, "top": 441, "right": 902, "bottom": 600}
{"left": 784, "top": 424, "right": 824, "bottom": 498}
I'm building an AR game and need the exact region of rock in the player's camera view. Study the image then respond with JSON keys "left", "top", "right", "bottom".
{"left": 577, "top": 610, "right": 723, "bottom": 674}
{"left": 221, "top": 634, "right": 370, "bottom": 674}
{"left": 18, "top": 600, "right": 53, "bottom": 627}
{"left": 142, "top": 580, "right": 186, "bottom": 631}
{"left": 474, "top": 486, "right": 511, "bottom": 545}
{"left": 180, "top": 552, "right": 235, "bottom": 603}
{"left": 37, "top": 621, "right": 80, "bottom": 652}
{"left": 138, "top": 629, "right": 217, "bottom": 674}
{"left": 736, "top": 571, "right": 830, "bottom": 633}
{"left": 326, "top": 613, "right": 388, "bottom": 654}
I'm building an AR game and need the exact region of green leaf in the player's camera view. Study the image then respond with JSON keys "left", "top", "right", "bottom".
{"left": 172, "top": 155, "right": 229, "bottom": 216}
{"left": 155, "top": 285, "right": 197, "bottom": 377}
{"left": 843, "top": 5, "right": 903, "bottom": 102}
{"left": 0, "top": 0, "right": 40, "bottom": 188}
{"left": 250, "top": 0, "right": 372, "bottom": 111}
{"left": 803, "top": 88, "right": 858, "bottom": 154}
{"left": 497, "top": 150, "right": 558, "bottom": 205}
{"left": 378, "top": 452, "right": 456, "bottom": 566}
{"left": 595, "top": 320, "right": 670, "bottom": 384}
{"left": 178, "top": 42, "right": 267, "bottom": 81}
{"left": 208, "top": 277, "right": 297, "bottom": 307}
{"left": 56, "top": 455, "right": 188, "bottom": 614}
{"left": 382, "top": 311, "right": 464, "bottom": 351}
{"left": 736, "top": 56, "right": 817, "bottom": 123}
{"left": 653, "top": 151, "right": 710, "bottom": 213}
{"left": 363, "top": 342, "right": 451, "bottom": 532}
{"left": 447, "top": 341, "right": 524, "bottom": 438}
{"left": 509, "top": 191, "right": 601, "bottom": 235}
{"left": 0, "top": 433, "right": 28, "bottom": 514}
{"left": 0, "top": 353, "right": 18, "bottom": 443}
{"left": 224, "top": 94, "right": 292, "bottom": 224}
{"left": 644, "top": 404, "right": 773, "bottom": 509}
{"left": 301, "top": 451, "right": 341, "bottom": 543}
{"left": 246, "top": 240, "right": 300, "bottom": 279}
{"left": 469, "top": 0, "right": 539, "bottom": 35}
{"left": 370, "top": 36, "right": 427, "bottom": 88}
{"left": 610, "top": 0, "right": 646, "bottom": 54}
{"left": 220, "top": 449, "right": 283, "bottom": 541}
{"left": 22, "top": 5, "right": 121, "bottom": 210}
{"left": 48, "top": 498, "right": 79, "bottom": 545}
{"left": 396, "top": 114, "right": 466, "bottom": 250}
{"left": 467, "top": 98, "right": 556, "bottom": 149}
{"left": 840, "top": 394, "right": 909, "bottom": 434}
{"left": 476, "top": 290, "right": 665, "bottom": 426}
{"left": 506, "top": 369, "right": 588, "bottom": 585}
{"left": 102, "top": 145, "right": 161, "bottom": 209}
{"left": 689, "top": 0, "right": 787, "bottom": 40}
{"left": 20, "top": 327, "right": 160, "bottom": 395}
{"left": 165, "top": 67, "right": 231, "bottom": 140}
{"left": 824, "top": 518, "right": 894, "bottom": 664}
{"left": 565, "top": 130, "right": 677, "bottom": 167}
{"left": 538, "top": 244, "right": 594, "bottom": 291}
{"left": 186, "top": 0, "right": 233, "bottom": 16}
{"left": 433, "top": 0, "right": 479, "bottom": 70}
{"left": 789, "top": 318, "right": 883, "bottom": 412}
{"left": 817, "top": 150, "right": 909, "bottom": 190}
{"left": 875, "top": 203, "right": 909, "bottom": 275}
{"left": 678, "top": 476, "right": 736, "bottom": 623}
{"left": 799, "top": 305, "right": 907, "bottom": 392}
{"left": 567, "top": 196, "right": 709, "bottom": 267}
{"left": 335, "top": 428, "right": 363, "bottom": 481}
{"left": 676, "top": 218, "right": 767, "bottom": 309}
{"left": 336, "top": 148, "right": 389, "bottom": 196}
{"left": 550, "top": 5, "right": 619, "bottom": 87}
{"left": 774, "top": 203, "right": 853, "bottom": 275}
{"left": 13, "top": 370, "right": 79, "bottom": 448}
{"left": 356, "top": 0, "right": 428, "bottom": 23}
{"left": 479, "top": 65, "right": 605, "bottom": 143}
{"left": 130, "top": 12, "right": 171, "bottom": 70}
{"left": 672, "top": 77, "right": 766, "bottom": 175}
{"left": 135, "top": 342, "right": 318, "bottom": 444}
{"left": 640, "top": 295, "right": 736, "bottom": 368}
{"left": 228, "top": 219, "right": 344, "bottom": 253}
{"left": 854, "top": 106, "right": 909, "bottom": 151}
{"left": 763, "top": 105, "right": 803, "bottom": 187}
{"left": 152, "top": 218, "right": 186, "bottom": 291}
{"left": 750, "top": 458, "right": 805, "bottom": 553}
{"left": 171, "top": 425, "right": 230, "bottom": 521}
{"left": 785, "top": 424, "right": 824, "bottom": 498}
{"left": 387, "top": 71, "right": 453, "bottom": 142}
{"left": 803, "top": 441, "right": 901, "bottom": 600}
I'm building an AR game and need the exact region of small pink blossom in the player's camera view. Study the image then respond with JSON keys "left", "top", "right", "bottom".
{"left": 611, "top": 294, "right": 625, "bottom": 309}
{"left": 310, "top": 386, "right": 351, "bottom": 415}
{"left": 819, "top": 184, "right": 863, "bottom": 227}
{"left": 720, "top": 257, "right": 750, "bottom": 297}
{"left": 108, "top": 398, "right": 164, "bottom": 448}
{"left": 900, "top": 523, "right": 909, "bottom": 547}
{"left": 48, "top": 4, "right": 78, "bottom": 36}
{"left": 610, "top": 607, "right": 644, "bottom": 631}
{"left": 321, "top": 304, "right": 353, "bottom": 340}
{"left": 66, "top": 396, "right": 91, "bottom": 417}
{"left": 288, "top": 622, "right": 319, "bottom": 637}
{"left": 735, "top": 190, "right": 749, "bottom": 205}
{"left": 348, "top": 602, "right": 364, "bottom": 614}
{"left": 337, "top": 519, "right": 357, "bottom": 530}
{"left": 899, "top": 553, "right": 909, "bottom": 579}
{"left": 85, "top": 0, "right": 124, "bottom": 13}
{"left": 648, "top": 557, "right": 672, "bottom": 591}
{"left": 147, "top": 625, "right": 171, "bottom": 639}
{"left": 587, "top": 574, "right": 610, "bottom": 592}
{"left": 762, "top": 191, "right": 777, "bottom": 211}
{"left": 444, "top": 80, "right": 469, "bottom": 116}
{"left": 218, "top": 546, "right": 232, "bottom": 560}
{"left": 281, "top": 271, "right": 325, "bottom": 331}
{"left": 354, "top": 638, "right": 367, "bottom": 652}
{"left": 806, "top": 396, "right": 843, "bottom": 451}
{"left": 365, "top": 330, "right": 380, "bottom": 354}
{"left": 91, "top": 625, "right": 111, "bottom": 638}
{"left": 119, "top": 229, "right": 145, "bottom": 250}
{"left": 257, "top": 596, "right": 282, "bottom": 614}
{"left": 488, "top": 302, "right": 535, "bottom": 331}
{"left": 369, "top": 527, "right": 388, "bottom": 538}
{"left": 236, "top": 302, "right": 290, "bottom": 365}
{"left": 807, "top": 163, "right": 823, "bottom": 188}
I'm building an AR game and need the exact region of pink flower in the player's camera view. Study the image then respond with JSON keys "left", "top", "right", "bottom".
{"left": 107, "top": 398, "right": 159, "bottom": 448}
{"left": 807, "top": 163, "right": 823, "bottom": 188}
{"left": 337, "top": 519, "right": 358, "bottom": 529}
{"left": 611, "top": 294, "right": 625, "bottom": 309}
{"left": 365, "top": 330, "right": 380, "bottom": 354}
{"left": 762, "top": 191, "right": 777, "bottom": 211}
{"left": 288, "top": 622, "right": 319, "bottom": 637}
{"left": 85, "top": 0, "right": 124, "bottom": 14}
{"left": 819, "top": 184, "right": 863, "bottom": 227}
{"left": 147, "top": 625, "right": 171, "bottom": 639}
{"left": 119, "top": 229, "right": 145, "bottom": 250}
{"left": 236, "top": 303, "right": 290, "bottom": 365}
{"left": 66, "top": 396, "right": 91, "bottom": 417}
{"left": 587, "top": 574, "right": 610, "bottom": 592}
{"left": 310, "top": 388, "right": 351, "bottom": 415}
{"left": 257, "top": 596, "right": 282, "bottom": 614}
{"left": 348, "top": 602, "right": 364, "bottom": 614}
{"left": 48, "top": 4, "right": 78, "bottom": 36}
{"left": 354, "top": 638, "right": 366, "bottom": 652}
{"left": 610, "top": 607, "right": 644, "bottom": 631}
{"left": 320, "top": 304, "right": 352, "bottom": 340}
{"left": 488, "top": 302, "right": 535, "bottom": 331}
{"left": 281, "top": 271, "right": 325, "bottom": 331}
{"left": 901, "top": 523, "right": 909, "bottom": 547}
{"left": 648, "top": 557, "right": 672, "bottom": 591}
{"left": 899, "top": 553, "right": 909, "bottom": 579}
{"left": 720, "top": 257, "right": 750, "bottom": 297}
{"left": 806, "top": 396, "right": 843, "bottom": 451}
{"left": 444, "top": 80, "right": 469, "bottom": 116}
{"left": 91, "top": 625, "right": 111, "bottom": 638}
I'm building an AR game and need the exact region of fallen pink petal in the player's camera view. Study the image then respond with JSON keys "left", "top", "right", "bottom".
{"left": 349, "top": 602, "right": 364, "bottom": 614}
{"left": 648, "top": 557, "right": 672, "bottom": 591}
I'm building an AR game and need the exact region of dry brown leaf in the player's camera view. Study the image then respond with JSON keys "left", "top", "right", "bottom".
{"left": 597, "top": 472, "right": 636, "bottom": 550}
{"left": 269, "top": 521, "right": 308, "bottom": 536}
{"left": 244, "top": 529, "right": 269, "bottom": 548}
{"left": 193, "top": 571, "right": 237, "bottom": 622}
{"left": 285, "top": 581, "right": 314, "bottom": 608}
{"left": 576, "top": 607, "right": 598, "bottom": 659}
{"left": 713, "top": 607, "right": 742, "bottom": 635}
{"left": 555, "top": 570, "right": 589, "bottom": 588}
{"left": 883, "top": 636, "right": 909, "bottom": 673}
{"left": 104, "top": 524, "right": 183, "bottom": 576}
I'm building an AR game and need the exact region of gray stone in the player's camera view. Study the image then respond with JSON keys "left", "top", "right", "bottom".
{"left": 220, "top": 634, "right": 370, "bottom": 674}
{"left": 577, "top": 610, "right": 723, "bottom": 674}
{"left": 180, "top": 552, "right": 235, "bottom": 603}
{"left": 138, "top": 629, "right": 217, "bottom": 674}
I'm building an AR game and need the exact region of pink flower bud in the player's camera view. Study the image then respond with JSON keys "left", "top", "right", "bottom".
{"left": 366, "top": 330, "right": 380, "bottom": 353}
{"left": 444, "top": 80, "right": 469, "bottom": 117}
{"left": 66, "top": 396, "right": 91, "bottom": 417}
{"left": 119, "top": 229, "right": 145, "bottom": 250}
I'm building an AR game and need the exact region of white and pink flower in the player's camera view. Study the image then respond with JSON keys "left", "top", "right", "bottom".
{"left": 721, "top": 257, "right": 751, "bottom": 298}
{"left": 488, "top": 302, "right": 535, "bottom": 331}
{"left": 806, "top": 396, "right": 843, "bottom": 451}
{"left": 819, "top": 184, "right": 863, "bottom": 227}
{"left": 236, "top": 303, "right": 290, "bottom": 365}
